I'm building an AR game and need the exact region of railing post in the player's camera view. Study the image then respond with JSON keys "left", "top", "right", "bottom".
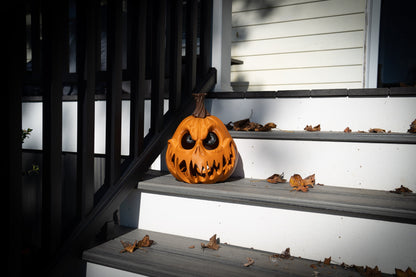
{"left": 6, "top": 2, "right": 25, "bottom": 275}
{"left": 41, "top": 0, "right": 65, "bottom": 255}
{"left": 105, "top": 0, "right": 123, "bottom": 186}
{"left": 77, "top": 0, "right": 97, "bottom": 217}
{"left": 128, "top": 0, "right": 147, "bottom": 158}
{"left": 169, "top": 0, "right": 183, "bottom": 112}
{"left": 185, "top": 0, "right": 198, "bottom": 95}
{"left": 150, "top": 0, "right": 167, "bottom": 134}
{"left": 200, "top": 0, "right": 213, "bottom": 76}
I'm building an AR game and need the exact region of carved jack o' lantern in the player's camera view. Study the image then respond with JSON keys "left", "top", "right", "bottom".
{"left": 166, "top": 93, "right": 238, "bottom": 184}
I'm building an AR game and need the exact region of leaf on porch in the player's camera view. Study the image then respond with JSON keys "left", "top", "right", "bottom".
{"left": 304, "top": 124, "right": 321, "bottom": 132}
{"left": 225, "top": 118, "right": 276, "bottom": 132}
{"left": 323, "top": 256, "right": 331, "bottom": 265}
{"left": 368, "top": 128, "right": 386, "bottom": 133}
{"left": 244, "top": 257, "right": 255, "bottom": 267}
{"left": 271, "top": 247, "right": 292, "bottom": 259}
{"left": 364, "top": 265, "right": 382, "bottom": 277}
{"left": 390, "top": 185, "right": 413, "bottom": 194}
{"left": 289, "top": 174, "right": 315, "bottom": 192}
{"left": 267, "top": 172, "right": 286, "bottom": 183}
{"left": 201, "top": 234, "right": 220, "bottom": 250}
{"left": 344, "top": 127, "right": 352, "bottom": 133}
{"left": 408, "top": 119, "right": 416, "bottom": 133}
{"left": 136, "top": 234, "right": 154, "bottom": 248}
{"left": 395, "top": 267, "right": 416, "bottom": 277}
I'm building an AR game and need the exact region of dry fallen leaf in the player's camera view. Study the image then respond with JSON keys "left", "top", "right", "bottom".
{"left": 395, "top": 267, "right": 416, "bottom": 277}
{"left": 344, "top": 127, "right": 352, "bottom": 133}
{"left": 188, "top": 245, "right": 195, "bottom": 249}
{"left": 390, "top": 185, "right": 413, "bottom": 194}
{"left": 267, "top": 172, "right": 286, "bottom": 183}
{"left": 244, "top": 257, "right": 255, "bottom": 267}
{"left": 201, "top": 234, "right": 220, "bottom": 250}
{"left": 226, "top": 118, "right": 276, "bottom": 132}
{"left": 120, "top": 235, "right": 153, "bottom": 253}
{"left": 289, "top": 174, "right": 315, "bottom": 192}
{"left": 364, "top": 265, "right": 381, "bottom": 277}
{"left": 310, "top": 264, "right": 318, "bottom": 269}
{"left": 304, "top": 124, "right": 321, "bottom": 132}
{"left": 272, "top": 247, "right": 292, "bottom": 259}
{"left": 369, "top": 128, "right": 386, "bottom": 133}
{"left": 323, "top": 257, "right": 331, "bottom": 265}
{"left": 408, "top": 119, "right": 416, "bottom": 133}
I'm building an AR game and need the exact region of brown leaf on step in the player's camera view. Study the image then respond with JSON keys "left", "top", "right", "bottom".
{"left": 369, "top": 128, "right": 386, "bottom": 133}
{"left": 344, "top": 127, "right": 352, "bottom": 133}
{"left": 390, "top": 185, "right": 413, "bottom": 194}
{"left": 364, "top": 265, "right": 381, "bottom": 277}
{"left": 323, "top": 256, "right": 331, "bottom": 265}
{"left": 201, "top": 234, "right": 220, "bottom": 250}
{"left": 256, "top": 122, "right": 277, "bottom": 132}
{"left": 395, "top": 267, "right": 416, "bottom": 277}
{"left": 310, "top": 264, "right": 318, "bottom": 269}
{"left": 120, "top": 240, "right": 138, "bottom": 253}
{"left": 227, "top": 118, "right": 276, "bottom": 132}
{"left": 304, "top": 124, "right": 321, "bottom": 132}
{"left": 272, "top": 247, "right": 292, "bottom": 259}
{"left": 188, "top": 245, "right": 195, "bottom": 249}
{"left": 289, "top": 174, "right": 315, "bottom": 192}
{"left": 267, "top": 172, "right": 287, "bottom": 183}
{"left": 317, "top": 183, "right": 324, "bottom": 186}
{"left": 136, "top": 235, "right": 154, "bottom": 248}
{"left": 244, "top": 257, "right": 255, "bottom": 267}
{"left": 408, "top": 119, "right": 416, "bottom": 133}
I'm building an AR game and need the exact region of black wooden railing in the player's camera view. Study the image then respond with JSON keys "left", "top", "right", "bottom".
{"left": 7, "top": 0, "right": 215, "bottom": 276}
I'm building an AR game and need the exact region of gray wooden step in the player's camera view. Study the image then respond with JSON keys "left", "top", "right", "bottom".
{"left": 83, "top": 229, "right": 393, "bottom": 277}
{"left": 138, "top": 172, "right": 416, "bottom": 224}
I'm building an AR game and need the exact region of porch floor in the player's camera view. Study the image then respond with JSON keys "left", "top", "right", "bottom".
{"left": 83, "top": 229, "right": 392, "bottom": 277}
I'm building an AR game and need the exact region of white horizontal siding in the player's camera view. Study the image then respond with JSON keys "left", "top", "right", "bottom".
{"left": 231, "top": 0, "right": 367, "bottom": 91}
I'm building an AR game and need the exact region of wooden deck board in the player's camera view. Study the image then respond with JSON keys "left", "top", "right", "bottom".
{"left": 138, "top": 173, "right": 416, "bottom": 224}
{"left": 84, "top": 229, "right": 387, "bottom": 277}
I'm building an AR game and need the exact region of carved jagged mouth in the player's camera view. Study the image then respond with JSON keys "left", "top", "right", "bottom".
{"left": 171, "top": 152, "right": 235, "bottom": 180}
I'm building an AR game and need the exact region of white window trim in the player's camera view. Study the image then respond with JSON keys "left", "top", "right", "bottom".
{"left": 365, "top": 0, "right": 381, "bottom": 88}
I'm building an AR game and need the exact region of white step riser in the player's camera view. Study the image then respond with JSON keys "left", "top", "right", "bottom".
{"left": 207, "top": 97, "right": 416, "bottom": 133}
{"left": 232, "top": 139, "right": 416, "bottom": 191}
{"left": 133, "top": 192, "right": 416, "bottom": 275}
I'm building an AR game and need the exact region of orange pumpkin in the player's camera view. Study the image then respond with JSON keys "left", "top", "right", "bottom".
{"left": 166, "top": 93, "right": 238, "bottom": 184}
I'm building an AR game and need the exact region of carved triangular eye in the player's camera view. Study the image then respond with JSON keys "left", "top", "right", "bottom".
{"left": 181, "top": 132, "right": 195, "bottom": 149}
{"left": 203, "top": 132, "right": 219, "bottom": 150}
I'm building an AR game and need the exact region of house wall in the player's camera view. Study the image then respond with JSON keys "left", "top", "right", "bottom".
{"left": 231, "top": 0, "right": 367, "bottom": 91}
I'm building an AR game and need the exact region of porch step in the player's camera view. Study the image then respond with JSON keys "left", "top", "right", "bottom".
{"left": 137, "top": 172, "right": 416, "bottom": 224}
{"left": 83, "top": 229, "right": 393, "bottom": 277}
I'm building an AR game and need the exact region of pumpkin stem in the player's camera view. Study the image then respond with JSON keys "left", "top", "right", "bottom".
{"left": 192, "top": 93, "right": 210, "bottom": 118}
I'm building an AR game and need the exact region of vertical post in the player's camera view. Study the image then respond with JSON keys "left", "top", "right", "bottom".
{"left": 185, "top": 0, "right": 198, "bottom": 95}
{"left": 128, "top": 0, "right": 147, "bottom": 158}
{"left": 169, "top": 0, "right": 183, "bottom": 112}
{"left": 77, "top": 0, "right": 97, "bottom": 217}
{"left": 41, "top": 0, "right": 65, "bottom": 255}
{"left": 105, "top": 0, "right": 123, "bottom": 186}
{"left": 6, "top": 2, "right": 25, "bottom": 275}
{"left": 212, "top": 0, "right": 232, "bottom": 91}
{"left": 200, "top": 0, "right": 213, "bottom": 76}
{"left": 151, "top": 0, "right": 167, "bottom": 134}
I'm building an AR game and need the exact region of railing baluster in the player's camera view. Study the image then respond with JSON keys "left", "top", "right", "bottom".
{"left": 200, "top": 0, "right": 213, "bottom": 75}
{"left": 169, "top": 0, "right": 183, "bottom": 112}
{"left": 105, "top": 0, "right": 123, "bottom": 186}
{"left": 7, "top": 2, "right": 25, "bottom": 274}
{"left": 30, "top": 0, "right": 41, "bottom": 79}
{"left": 185, "top": 0, "right": 198, "bottom": 95}
{"left": 128, "top": 0, "right": 147, "bottom": 158}
{"left": 77, "top": 0, "right": 97, "bottom": 217}
{"left": 41, "top": 0, "right": 65, "bottom": 255}
{"left": 151, "top": 0, "right": 167, "bottom": 134}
